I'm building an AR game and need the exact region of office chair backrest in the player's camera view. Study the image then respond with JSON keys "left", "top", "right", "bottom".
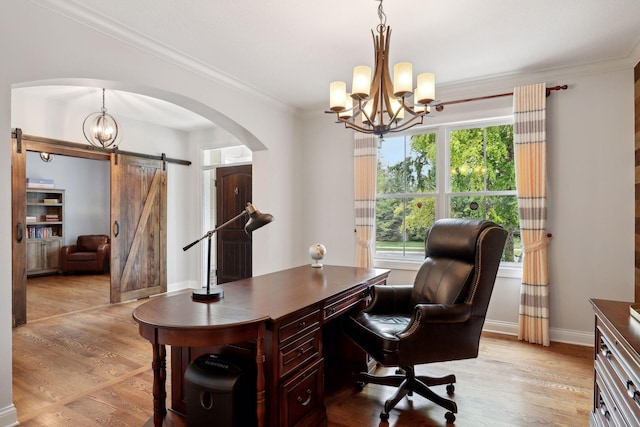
{"left": 411, "top": 219, "right": 506, "bottom": 308}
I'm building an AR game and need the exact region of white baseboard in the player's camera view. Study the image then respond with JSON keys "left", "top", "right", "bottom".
{"left": 483, "top": 319, "right": 594, "bottom": 347}
{"left": 167, "top": 280, "right": 198, "bottom": 293}
{"left": 0, "top": 404, "right": 18, "bottom": 427}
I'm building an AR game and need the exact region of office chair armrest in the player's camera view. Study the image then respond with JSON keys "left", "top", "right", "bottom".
{"left": 364, "top": 285, "right": 413, "bottom": 314}
{"left": 397, "top": 304, "right": 471, "bottom": 340}
{"left": 414, "top": 303, "right": 472, "bottom": 324}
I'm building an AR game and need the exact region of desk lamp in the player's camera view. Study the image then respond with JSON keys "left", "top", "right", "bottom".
{"left": 183, "top": 202, "right": 274, "bottom": 301}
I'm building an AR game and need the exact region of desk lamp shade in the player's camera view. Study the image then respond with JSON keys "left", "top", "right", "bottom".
{"left": 244, "top": 203, "right": 274, "bottom": 233}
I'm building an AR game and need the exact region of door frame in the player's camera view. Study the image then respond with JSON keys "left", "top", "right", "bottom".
{"left": 11, "top": 132, "right": 190, "bottom": 325}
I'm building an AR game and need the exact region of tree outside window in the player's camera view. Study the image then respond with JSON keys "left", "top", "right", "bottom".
{"left": 376, "top": 121, "right": 520, "bottom": 263}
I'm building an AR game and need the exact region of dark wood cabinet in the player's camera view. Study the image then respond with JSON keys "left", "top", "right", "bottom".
{"left": 590, "top": 299, "right": 640, "bottom": 426}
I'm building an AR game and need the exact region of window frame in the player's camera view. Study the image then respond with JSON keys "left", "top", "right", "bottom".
{"left": 373, "top": 116, "right": 522, "bottom": 276}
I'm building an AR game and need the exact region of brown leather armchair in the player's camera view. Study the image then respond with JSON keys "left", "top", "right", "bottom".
{"left": 344, "top": 219, "right": 507, "bottom": 423}
{"left": 61, "top": 234, "right": 110, "bottom": 274}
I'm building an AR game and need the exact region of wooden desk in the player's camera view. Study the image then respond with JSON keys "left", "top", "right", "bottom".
{"left": 134, "top": 265, "right": 389, "bottom": 427}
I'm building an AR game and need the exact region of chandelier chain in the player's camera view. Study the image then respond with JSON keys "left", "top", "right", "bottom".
{"left": 377, "top": 0, "right": 387, "bottom": 32}
{"left": 101, "top": 88, "right": 107, "bottom": 114}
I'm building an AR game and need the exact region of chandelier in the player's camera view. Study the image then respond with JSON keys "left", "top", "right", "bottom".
{"left": 83, "top": 88, "right": 121, "bottom": 148}
{"left": 328, "top": 0, "right": 436, "bottom": 137}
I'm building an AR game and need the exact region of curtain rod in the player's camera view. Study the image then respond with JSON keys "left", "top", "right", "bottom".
{"left": 434, "top": 84, "right": 568, "bottom": 111}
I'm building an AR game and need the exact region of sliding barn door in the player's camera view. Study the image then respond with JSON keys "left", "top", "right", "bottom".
{"left": 110, "top": 154, "right": 167, "bottom": 303}
{"left": 11, "top": 130, "right": 27, "bottom": 327}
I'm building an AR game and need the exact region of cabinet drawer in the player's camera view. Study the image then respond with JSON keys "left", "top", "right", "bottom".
{"left": 594, "top": 368, "right": 627, "bottom": 426}
{"left": 597, "top": 328, "right": 640, "bottom": 425}
{"left": 323, "top": 284, "right": 369, "bottom": 322}
{"left": 279, "top": 309, "right": 321, "bottom": 344}
{"left": 279, "top": 328, "right": 321, "bottom": 378}
{"left": 280, "top": 358, "right": 324, "bottom": 427}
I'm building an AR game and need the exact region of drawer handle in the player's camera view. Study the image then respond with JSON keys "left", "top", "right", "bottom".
{"left": 326, "top": 307, "right": 336, "bottom": 315}
{"left": 297, "top": 389, "right": 312, "bottom": 406}
{"left": 297, "top": 347, "right": 305, "bottom": 355}
{"left": 599, "top": 398, "right": 610, "bottom": 420}
{"left": 627, "top": 380, "right": 640, "bottom": 401}
{"left": 16, "top": 222, "right": 24, "bottom": 243}
{"left": 298, "top": 321, "right": 306, "bottom": 329}
{"left": 600, "top": 342, "right": 611, "bottom": 359}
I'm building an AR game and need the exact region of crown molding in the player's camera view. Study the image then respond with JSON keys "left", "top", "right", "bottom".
{"left": 26, "top": 0, "right": 295, "bottom": 114}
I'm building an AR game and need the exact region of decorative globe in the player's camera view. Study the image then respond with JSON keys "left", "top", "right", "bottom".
{"left": 309, "top": 243, "right": 327, "bottom": 268}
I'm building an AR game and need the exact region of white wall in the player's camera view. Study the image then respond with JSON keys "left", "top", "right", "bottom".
{"left": 300, "top": 66, "right": 636, "bottom": 345}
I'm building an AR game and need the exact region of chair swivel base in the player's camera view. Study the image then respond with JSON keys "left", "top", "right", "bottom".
{"left": 355, "top": 366, "right": 457, "bottom": 423}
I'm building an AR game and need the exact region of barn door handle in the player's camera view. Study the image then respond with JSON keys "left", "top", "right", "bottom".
{"left": 16, "top": 222, "right": 24, "bottom": 242}
{"left": 113, "top": 221, "right": 120, "bottom": 237}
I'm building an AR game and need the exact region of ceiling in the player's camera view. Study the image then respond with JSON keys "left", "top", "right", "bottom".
{"left": 21, "top": 0, "right": 640, "bottom": 131}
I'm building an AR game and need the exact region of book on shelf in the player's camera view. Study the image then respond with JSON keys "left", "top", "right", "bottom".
{"left": 43, "top": 198, "right": 59, "bottom": 204}
{"left": 26, "top": 178, "right": 55, "bottom": 189}
{"left": 27, "top": 183, "right": 55, "bottom": 189}
{"left": 26, "top": 216, "right": 37, "bottom": 223}
{"left": 45, "top": 215, "right": 59, "bottom": 222}
{"left": 27, "top": 226, "right": 56, "bottom": 239}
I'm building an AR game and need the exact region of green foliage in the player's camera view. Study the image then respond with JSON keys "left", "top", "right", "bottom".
{"left": 376, "top": 124, "right": 520, "bottom": 262}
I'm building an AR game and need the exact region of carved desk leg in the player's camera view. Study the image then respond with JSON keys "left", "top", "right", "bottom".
{"left": 151, "top": 342, "right": 167, "bottom": 427}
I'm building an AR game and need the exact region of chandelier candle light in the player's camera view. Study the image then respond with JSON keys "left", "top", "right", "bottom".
{"left": 328, "top": 0, "right": 437, "bottom": 137}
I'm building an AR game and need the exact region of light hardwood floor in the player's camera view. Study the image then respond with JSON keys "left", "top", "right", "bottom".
{"left": 13, "top": 274, "right": 594, "bottom": 426}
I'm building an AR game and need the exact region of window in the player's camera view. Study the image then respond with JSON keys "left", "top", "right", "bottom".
{"left": 375, "top": 119, "right": 521, "bottom": 264}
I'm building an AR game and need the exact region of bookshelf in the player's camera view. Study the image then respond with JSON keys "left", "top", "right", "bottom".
{"left": 26, "top": 188, "right": 65, "bottom": 276}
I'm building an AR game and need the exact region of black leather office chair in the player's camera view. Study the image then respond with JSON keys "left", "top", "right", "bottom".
{"left": 344, "top": 218, "right": 507, "bottom": 423}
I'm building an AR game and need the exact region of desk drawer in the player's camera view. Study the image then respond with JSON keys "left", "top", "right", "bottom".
{"left": 279, "top": 328, "right": 321, "bottom": 378}
{"left": 323, "top": 284, "right": 369, "bottom": 322}
{"left": 597, "top": 327, "right": 640, "bottom": 426}
{"left": 280, "top": 358, "right": 324, "bottom": 427}
{"left": 279, "top": 309, "right": 321, "bottom": 345}
{"left": 594, "top": 367, "right": 627, "bottom": 426}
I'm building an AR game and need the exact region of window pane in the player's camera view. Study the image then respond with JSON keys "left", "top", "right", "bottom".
{"left": 406, "top": 133, "right": 436, "bottom": 193}
{"left": 450, "top": 194, "right": 521, "bottom": 263}
{"left": 375, "top": 197, "right": 434, "bottom": 260}
{"left": 486, "top": 125, "right": 516, "bottom": 191}
{"left": 450, "top": 128, "right": 486, "bottom": 192}
{"left": 377, "top": 136, "right": 406, "bottom": 195}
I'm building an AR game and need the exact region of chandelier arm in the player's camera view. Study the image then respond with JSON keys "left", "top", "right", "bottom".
{"left": 368, "top": 30, "right": 385, "bottom": 124}
{"left": 387, "top": 115, "right": 424, "bottom": 134}
{"left": 401, "top": 102, "right": 419, "bottom": 118}
{"left": 355, "top": 98, "right": 373, "bottom": 125}
{"left": 387, "top": 96, "right": 406, "bottom": 123}
{"left": 339, "top": 117, "right": 376, "bottom": 134}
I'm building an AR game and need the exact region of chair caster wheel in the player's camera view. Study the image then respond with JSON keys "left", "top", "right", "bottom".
{"left": 380, "top": 411, "right": 389, "bottom": 421}
{"left": 446, "top": 383, "right": 455, "bottom": 395}
{"left": 445, "top": 411, "right": 456, "bottom": 423}
{"left": 355, "top": 381, "right": 366, "bottom": 391}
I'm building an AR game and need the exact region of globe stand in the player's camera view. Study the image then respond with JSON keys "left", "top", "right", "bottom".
{"left": 309, "top": 243, "right": 326, "bottom": 268}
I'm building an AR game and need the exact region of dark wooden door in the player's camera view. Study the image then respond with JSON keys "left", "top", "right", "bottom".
{"left": 215, "top": 164, "right": 252, "bottom": 284}
{"left": 11, "top": 130, "right": 27, "bottom": 327}
{"left": 110, "top": 154, "right": 167, "bottom": 303}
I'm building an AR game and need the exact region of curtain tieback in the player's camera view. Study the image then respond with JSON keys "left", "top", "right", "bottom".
{"left": 522, "top": 234, "right": 551, "bottom": 253}
{"left": 357, "top": 240, "right": 372, "bottom": 248}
